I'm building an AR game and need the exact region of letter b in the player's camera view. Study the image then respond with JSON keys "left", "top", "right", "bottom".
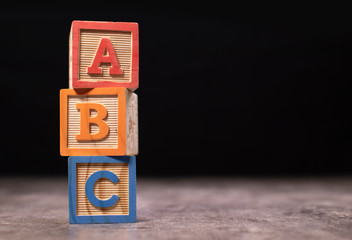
{"left": 76, "top": 103, "right": 109, "bottom": 141}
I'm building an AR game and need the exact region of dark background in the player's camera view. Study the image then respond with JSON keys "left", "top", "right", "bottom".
{"left": 1, "top": 6, "right": 351, "bottom": 176}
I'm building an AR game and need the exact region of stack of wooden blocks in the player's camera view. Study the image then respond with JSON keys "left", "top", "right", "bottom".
{"left": 60, "top": 21, "right": 139, "bottom": 224}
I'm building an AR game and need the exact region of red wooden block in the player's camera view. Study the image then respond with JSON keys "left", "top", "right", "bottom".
{"left": 69, "top": 21, "right": 139, "bottom": 90}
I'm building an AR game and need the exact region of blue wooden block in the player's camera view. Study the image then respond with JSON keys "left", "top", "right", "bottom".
{"left": 68, "top": 156, "right": 136, "bottom": 224}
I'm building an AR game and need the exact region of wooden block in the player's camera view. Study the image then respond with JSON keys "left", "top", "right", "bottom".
{"left": 68, "top": 156, "right": 136, "bottom": 224}
{"left": 69, "top": 20, "right": 139, "bottom": 90}
{"left": 60, "top": 88, "right": 138, "bottom": 156}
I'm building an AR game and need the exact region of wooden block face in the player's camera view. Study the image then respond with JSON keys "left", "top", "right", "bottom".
{"left": 60, "top": 88, "right": 138, "bottom": 156}
{"left": 79, "top": 30, "right": 132, "bottom": 84}
{"left": 76, "top": 162, "right": 129, "bottom": 216}
{"left": 69, "top": 156, "right": 136, "bottom": 224}
{"left": 67, "top": 95, "right": 118, "bottom": 149}
{"left": 70, "top": 21, "right": 138, "bottom": 90}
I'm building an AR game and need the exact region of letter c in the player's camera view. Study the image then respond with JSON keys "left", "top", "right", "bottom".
{"left": 85, "top": 170, "right": 119, "bottom": 208}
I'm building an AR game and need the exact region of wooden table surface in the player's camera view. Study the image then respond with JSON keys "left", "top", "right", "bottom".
{"left": 0, "top": 177, "right": 351, "bottom": 240}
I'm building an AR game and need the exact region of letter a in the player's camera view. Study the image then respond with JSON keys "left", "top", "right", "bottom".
{"left": 76, "top": 103, "right": 109, "bottom": 141}
{"left": 87, "top": 38, "right": 123, "bottom": 75}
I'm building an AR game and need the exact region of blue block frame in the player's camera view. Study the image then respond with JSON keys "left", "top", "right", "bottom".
{"left": 68, "top": 156, "right": 136, "bottom": 224}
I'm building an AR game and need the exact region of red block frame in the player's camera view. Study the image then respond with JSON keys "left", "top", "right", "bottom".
{"left": 70, "top": 21, "right": 139, "bottom": 90}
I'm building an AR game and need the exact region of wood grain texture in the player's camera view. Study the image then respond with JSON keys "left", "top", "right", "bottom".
{"left": 76, "top": 163, "right": 129, "bottom": 216}
{"left": 79, "top": 29, "right": 132, "bottom": 83}
{"left": 67, "top": 95, "right": 118, "bottom": 149}
{"left": 126, "top": 92, "right": 138, "bottom": 155}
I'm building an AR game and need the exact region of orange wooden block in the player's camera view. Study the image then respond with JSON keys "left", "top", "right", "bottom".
{"left": 60, "top": 88, "right": 138, "bottom": 156}
{"left": 69, "top": 21, "right": 139, "bottom": 90}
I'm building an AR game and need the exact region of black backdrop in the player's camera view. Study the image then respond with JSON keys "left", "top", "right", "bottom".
{"left": 1, "top": 6, "right": 351, "bottom": 176}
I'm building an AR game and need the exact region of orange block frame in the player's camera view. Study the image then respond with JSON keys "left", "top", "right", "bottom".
{"left": 60, "top": 88, "right": 138, "bottom": 156}
{"left": 70, "top": 21, "right": 139, "bottom": 90}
